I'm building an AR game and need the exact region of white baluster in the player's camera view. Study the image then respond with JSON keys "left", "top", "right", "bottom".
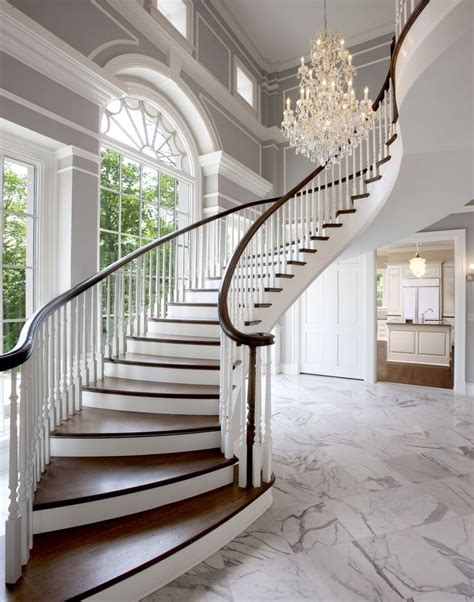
{"left": 5, "top": 367, "right": 21, "bottom": 584}
{"left": 252, "top": 348, "right": 262, "bottom": 487}
{"left": 238, "top": 345, "right": 247, "bottom": 488}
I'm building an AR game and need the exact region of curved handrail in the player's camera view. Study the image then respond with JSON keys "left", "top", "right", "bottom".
{"left": 218, "top": 0, "right": 430, "bottom": 348}
{"left": 0, "top": 195, "right": 278, "bottom": 371}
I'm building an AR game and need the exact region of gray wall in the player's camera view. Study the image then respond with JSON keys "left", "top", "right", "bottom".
{"left": 422, "top": 211, "right": 474, "bottom": 385}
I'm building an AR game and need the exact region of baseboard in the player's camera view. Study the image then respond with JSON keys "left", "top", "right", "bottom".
{"left": 280, "top": 363, "right": 299, "bottom": 375}
{"left": 465, "top": 382, "right": 474, "bottom": 396}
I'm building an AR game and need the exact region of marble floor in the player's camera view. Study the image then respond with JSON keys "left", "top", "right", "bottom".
{"left": 143, "top": 374, "right": 474, "bottom": 602}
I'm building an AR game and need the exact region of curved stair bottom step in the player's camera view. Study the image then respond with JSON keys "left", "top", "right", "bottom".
{"left": 33, "top": 462, "right": 236, "bottom": 533}
{"left": 3, "top": 478, "right": 274, "bottom": 601}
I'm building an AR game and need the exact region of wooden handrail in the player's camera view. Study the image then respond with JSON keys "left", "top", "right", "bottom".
{"left": 218, "top": 0, "right": 430, "bottom": 350}
{"left": 0, "top": 195, "right": 278, "bottom": 371}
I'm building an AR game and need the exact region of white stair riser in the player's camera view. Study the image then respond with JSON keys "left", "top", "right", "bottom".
{"left": 148, "top": 321, "right": 220, "bottom": 338}
{"left": 127, "top": 338, "right": 220, "bottom": 360}
{"left": 33, "top": 465, "right": 234, "bottom": 534}
{"left": 50, "top": 430, "right": 221, "bottom": 456}
{"left": 104, "top": 361, "right": 220, "bottom": 385}
{"left": 185, "top": 290, "right": 218, "bottom": 303}
{"left": 167, "top": 305, "right": 218, "bottom": 320}
{"left": 82, "top": 390, "right": 219, "bottom": 415}
{"left": 88, "top": 491, "right": 273, "bottom": 601}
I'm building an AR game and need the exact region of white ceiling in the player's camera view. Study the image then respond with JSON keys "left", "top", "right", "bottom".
{"left": 213, "top": 0, "right": 395, "bottom": 71}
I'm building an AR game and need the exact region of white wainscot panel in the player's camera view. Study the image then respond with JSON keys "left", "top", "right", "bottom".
{"left": 418, "top": 330, "right": 448, "bottom": 357}
{"left": 389, "top": 330, "right": 416, "bottom": 354}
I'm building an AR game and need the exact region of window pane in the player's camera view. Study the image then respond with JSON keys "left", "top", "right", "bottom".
{"left": 3, "top": 268, "right": 26, "bottom": 320}
{"left": 2, "top": 160, "right": 28, "bottom": 212}
{"left": 121, "top": 235, "right": 140, "bottom": 258}
{"left": 142, "top": 166, "right": 158, "bottom": 203}
{"left": 236, "top": 65, "right": 254, "bottom": 106}
{"left": 2, "top": 321, "right": 24, "bottom": 354}
{"left": 100, "top": 231, "right": 119, "bottom": 269}
{"left": 121, "top": 157, "right": 140, "bottom": 197}
{"left": 141, "top": 203, "right": 159, "bottom": 240}
{"left": 100, "top": 149, "right": 120, "bottom": 191}
{"left": 121, "top": 195, "right": 140, "bottom": 236}
{"left": 100, "top": 190, "right": 119, "bottom": 232}
{"left": 159, "top": 207, "right": 176, "bottom": 237}
{"left": 160, "top": 173, "right": 176, "bottom": 209}
{"left": 2, "top": 213, "right": 28, "bottom": 266}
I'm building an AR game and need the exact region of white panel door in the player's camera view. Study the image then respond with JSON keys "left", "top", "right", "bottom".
{"left": 300, "top": 255, "right": 364, "bottom": 379}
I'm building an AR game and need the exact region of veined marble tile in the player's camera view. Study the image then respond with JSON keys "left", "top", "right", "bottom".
{"left": 278, "top": 502, "right": 353, "bottom": 551}
{"left": 296, "top": 541, "right": 402, "bottom": 602}
{"left": 304, "top": 465, "right": 369, "bottom": 500}
{"left": 225, "top": 555, "right": 316, "bottom": 601}
{"left": 272, "top": 447, "right": 337, "bottom": 477}
{"left": 326, "top": 494, "right": 407, "bottom": 540}
{"left": 385, "top": 454, "right": 456, "bottom": 483}
{"left": 186, "top": 552, "right": 225, "bottom": 574}
{"left": 346, "top": 459, "right": 411, "bottom": 492}
{"left": 414, "top": 515, "right": 474, "bottom": 579}
{"left": 374, "top": 484, "right": 457, "bottom": 527}
{"left": 420, "top": 474, "right": 474, "bottom": 516}
{"left": 324, "top": 443, "right": 391, "bottom": 465}
{"left": 421, "top": 448, "right": 474, "bottom": 477}
{"left": 358, "top": 529, "right": 470, "bottom": 599}
{"left": 140, "top": 568, "right": 233, "bottom": 602}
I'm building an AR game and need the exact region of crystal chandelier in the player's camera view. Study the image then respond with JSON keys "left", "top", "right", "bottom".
{"left": 281, "top": 0, "right": 375, "bottom": 166}
{"left": 409, "top": 243, "right": 427, "bottom": 278}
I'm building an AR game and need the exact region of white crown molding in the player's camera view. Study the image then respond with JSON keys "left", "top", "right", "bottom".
{"left": 199, "top": 151, "right": 273, "bottom": 198}
{"left": 208, "top": 0, "right": 271, "bottom": 72}
{"left": 55, "top": 145, "right": 100, "bottom": 164}
{"left": 0, "top": 1, "right": 128, "bottom": 105}
{"left": 109, "top": 0, "right": 286, "bottom": 144}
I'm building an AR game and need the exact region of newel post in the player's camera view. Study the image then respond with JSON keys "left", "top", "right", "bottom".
{"left": 246, "top": 345, "right": 257, "bottom": 487}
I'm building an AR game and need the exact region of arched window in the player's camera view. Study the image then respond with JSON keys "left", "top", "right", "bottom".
{"left": 99, "top": 96, "right": 194, "bottom": 268}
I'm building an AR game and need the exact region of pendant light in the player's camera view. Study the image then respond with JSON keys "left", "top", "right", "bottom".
{"left": 409, "top": 243, "right": 426, "bottom": 278}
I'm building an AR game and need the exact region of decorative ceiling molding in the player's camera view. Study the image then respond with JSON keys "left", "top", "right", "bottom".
{"left": 109, "top": 0, "right": 286, "bottom": 143}
{"left": 199, "top": 151, "right": 273, "bottom": 198}
{"left": 0, "top": 1, "right": 128, "bottom": 105}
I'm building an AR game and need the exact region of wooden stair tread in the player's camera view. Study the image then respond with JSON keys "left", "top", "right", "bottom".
{"left": 4, "top": 478, "right": 273, "bottom": 601}
{"left": 364, "top": 175, "right": 382, "bottom": 184}
{"left": 310, "top": 235, "right": 330, "bottom": 241}
{"left": 377, "top": 154, "right": 391, "bottom": 166}
{"left": 351, "top": 193, "right": 370, "bottom": 200}
{"left": 286, "top": 260, "right": 306, "bottom": 266}
{"left": 128, "top": 333, "right": 220, "bottom": 346}
{"left": 33, "top": 450, "right": 236, "bottom": 510}
{"left": 83, "top": 376, "right": 219, "bottom": 399}
{"left": 336, "top": 209, "right": 356, "bottom": 216}
{"left": 385, "top": 133, "right": 398, "bottom": 146}
{"left": 105, "top": 353, "right": 220, "bottom": 369}
{"left": 322, "top": 223, "right": 342, "bottom": 228}
{"left": 51, "top": 408, "right": 219, "bottom": 437}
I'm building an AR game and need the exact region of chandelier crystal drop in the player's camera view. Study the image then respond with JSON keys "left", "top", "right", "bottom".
{"left": 281, "top": 0, "right": 375, "bottom": 166}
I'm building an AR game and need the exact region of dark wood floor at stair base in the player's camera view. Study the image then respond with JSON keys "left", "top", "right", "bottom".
{"left": 33, "top": 450, "right": 236, "bottom": 509}
{"left": 377, "top": 341, "right": 453, "bottom": 389}
{"left": 83, "top": 376, "right": 219, "bottom": 398}
{"left": 5, "top": 478, "right": 273, "bottom": 602}
{"left": 52, "top": 407, "right": 219, "bottom": 437}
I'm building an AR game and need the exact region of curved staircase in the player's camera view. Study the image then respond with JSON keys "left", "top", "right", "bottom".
{"left": 3, "top": 1, "right": 462, "bottom": 599}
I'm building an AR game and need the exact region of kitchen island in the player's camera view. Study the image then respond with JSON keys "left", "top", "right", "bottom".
{"left": 386, "top": 321, "right": 452, "bottom": 366}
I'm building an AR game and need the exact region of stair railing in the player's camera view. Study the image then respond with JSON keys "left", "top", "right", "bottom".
{"left": 1, "top": 196, "right": 278, "bottom": 584}
{"left": 218, "top": 0, "right": 430, "bottom": 489}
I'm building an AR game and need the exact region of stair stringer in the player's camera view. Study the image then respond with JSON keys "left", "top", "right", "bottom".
{"left": 251, "top": 135, "right": 403, "bottom": 333}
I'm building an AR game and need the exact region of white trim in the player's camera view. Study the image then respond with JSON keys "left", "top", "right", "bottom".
{"left": 0, "top": 89, "right": 101, "bottom": 141}
{"left": 466, "top": 382, "right": 474, "bottom": 396}
{"left": 87, "top": 490, "right": 273, "bottom": 601}
{"left": 199, "top": 95, "right": 263, "bottom": 174}
{"left": 364, "top": 251, "right": 377, "bottom": 383}
{"left": 449, "top": 205, "right": 474, "bottom": 214}
{"left": 196, "top": 11, "right": 232, "bottom": 91}
{"left": 55, "top": 145, "right": 100, "bottom": 164}
{"left": 373, "top": 229, "right": 467, "bottom": 393}
{"left": 148, "top": 0, "right": 195, "bottom": 51}
{"left": 88, "top": 0, "right": 139, "bottom": 60}
{"left": 110, "top": 1, "right": 286, "bottom": 143}
{"left": 0, "top": 2, "right": 127, "bottom": 105}
{"left": 56, "top": 165, "right": 99, "bottom": 177}
{"left": 280, "top": 363, "right": 299, "bottom": 375}
{"left": 199, "top": 151, "right": 273, "bottom": 198}
{"left": 233, "top": 55, "right": 258, "bottom": 113}
{"left": 202, "top": 192, "right": 241, "bottom": 207}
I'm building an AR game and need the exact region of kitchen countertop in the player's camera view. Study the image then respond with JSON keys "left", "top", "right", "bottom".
{"left": 386, "top": 321, "right": 452, "bottom": 327}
